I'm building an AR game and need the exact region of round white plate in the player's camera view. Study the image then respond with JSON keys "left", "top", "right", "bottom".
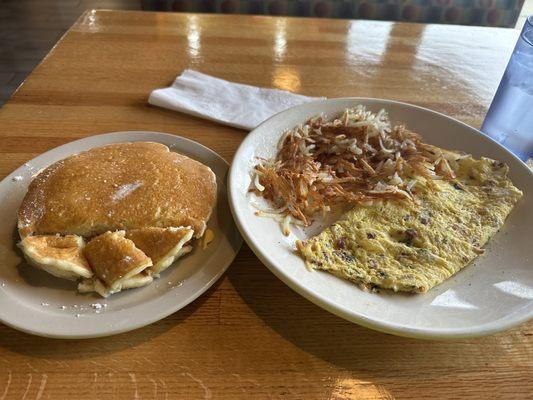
{"left": 229, "top": 98, "right": 533, "bottom": 340}
{"left": 0, "top": 131, "right": 242, "bottom": 338}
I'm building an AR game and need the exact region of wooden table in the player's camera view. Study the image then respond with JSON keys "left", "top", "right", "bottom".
{"left": 0, "top": 10, "right": 530, "bottom": 399}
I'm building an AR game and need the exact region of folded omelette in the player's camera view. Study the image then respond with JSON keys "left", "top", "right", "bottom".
{"left": 296, "top": 157, "right": 522, "bottom": 293}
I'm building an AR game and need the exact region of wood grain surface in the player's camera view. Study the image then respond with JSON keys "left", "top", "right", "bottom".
{"left": 0, "top": 10, "right": 531, "bottom": 399}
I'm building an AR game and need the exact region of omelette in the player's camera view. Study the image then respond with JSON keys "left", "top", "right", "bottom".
{"left": 296, "top": 157, "right": 522, "bottom": 293}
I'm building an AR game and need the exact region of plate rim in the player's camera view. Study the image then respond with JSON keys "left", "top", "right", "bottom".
{"left": 228, "top": 97, "right": 533, "bottom": 340}
{"left": 0, "top": 131, "right": 242, "bottom": 339}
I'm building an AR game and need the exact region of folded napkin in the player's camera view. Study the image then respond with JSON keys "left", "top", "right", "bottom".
{"left": 148, "top": 69, "right": 324, "bottom": 131}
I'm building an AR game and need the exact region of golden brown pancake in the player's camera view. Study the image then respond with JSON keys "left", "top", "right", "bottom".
{"left": 125, "top": 227, "right": 194, "bottom": 275}
{"left": 79, "top": 226, "right": 194, "bottom": 296}
{"left": 18, "top": 235, "right": 92, "bottom": 281}
{"left": 17, "top": 142, "right": 216, "bottom": 296}
{"left": 18, "top": 142, "right": 217, "bottom": 239}
{"left": 83, "top": 231, "right": 152, "bottom": 294}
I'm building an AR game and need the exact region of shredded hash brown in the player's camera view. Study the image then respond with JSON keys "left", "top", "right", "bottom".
{"left": 251, "top": 105, "right": 466, "bottom": 235}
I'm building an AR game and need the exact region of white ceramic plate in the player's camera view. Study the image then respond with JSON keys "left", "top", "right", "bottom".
{"left": 229, "top": 98, "right": 533, "bottom": 340}
{"left": 0, "top": 131, "right": 242, "bottom": 338}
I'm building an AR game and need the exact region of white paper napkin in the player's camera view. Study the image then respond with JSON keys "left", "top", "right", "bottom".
{"left": 148, "top": 69, "right": 324, "bottom": 131}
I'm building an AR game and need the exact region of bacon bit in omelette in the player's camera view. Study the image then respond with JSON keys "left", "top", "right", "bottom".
{"left": 251, "top": 105, "right": 465, "bottom": 235}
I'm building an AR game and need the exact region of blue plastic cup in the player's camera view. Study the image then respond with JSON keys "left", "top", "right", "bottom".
{"left": 481, "top": 16, "right": 533, "bottom": 162}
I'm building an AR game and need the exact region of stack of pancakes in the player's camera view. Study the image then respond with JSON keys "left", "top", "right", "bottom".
{"left": 17, "top": 142, "right": 217, "bottom": 297}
